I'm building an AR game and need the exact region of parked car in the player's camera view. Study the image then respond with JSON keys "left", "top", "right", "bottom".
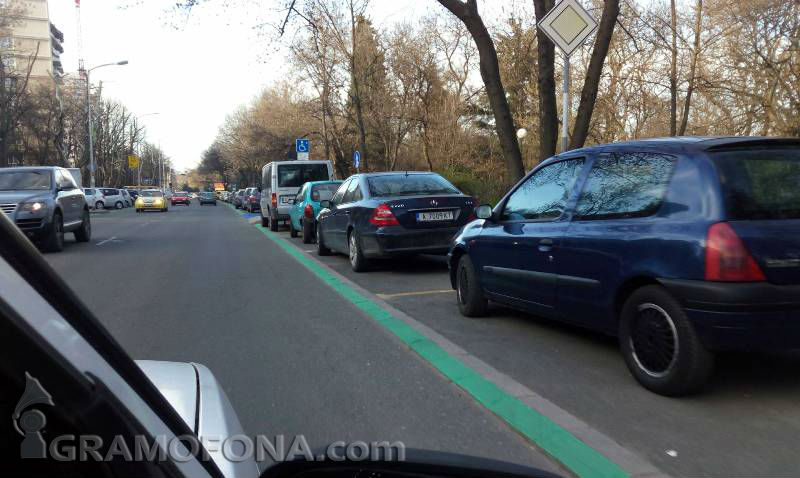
{"left": 99, "top": 188, "right": 127, "bottom": 209}
{"left": 135, "top": 189, "right": 169, "bottom": 212}
{"left": 171, "top": 191, "right": 191, "bottom": 206}
{"left": 198, "top": 191, "right": 217, "bottom": 206}
{"left": 82, "top": 187, "right": 106, "bottom": 209}
{"left": 0, "top": 166, "right": 91, "bottom": 251}
{"left": 233, "top": 189, "right": 245, "bottom": 209}
{"left": 243, "top": 187, "right": 260, "bottom": 212}
{"left": 449, "top": 136, "right": 800, "bottom": 396}
{"left": 260, "top": 160, "right": 334, "bottom": 231}
{"left": 289, "top": 180, "right": 343, "bottom": 243}
{"left": 316, "top": 172, "right": 475, "bottom": 272}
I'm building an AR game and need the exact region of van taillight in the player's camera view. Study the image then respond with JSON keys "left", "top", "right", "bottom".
{"left": 705, "top": 222, "right": 765, "bottom": 282}
{"left": 271, "top": 193, "right": 277, "bottom": 208}
{"left": 369, "top": 203, "right": 399, "bottom": 226}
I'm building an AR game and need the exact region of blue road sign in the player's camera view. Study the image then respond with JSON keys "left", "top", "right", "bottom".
{"left": 354, "top": 150, "right": 361, "bottom": 170}
{"left": 296, "top": 139, "right": 310, "bottom": 153}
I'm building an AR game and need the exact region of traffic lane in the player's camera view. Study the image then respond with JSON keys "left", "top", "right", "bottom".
{"left": 42, "top": 204, "right": 563, "bottom": 474}
{"left": 275, "top": 227, "right": 800, "bottom": 478}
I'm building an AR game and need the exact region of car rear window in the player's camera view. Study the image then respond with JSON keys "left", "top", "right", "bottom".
{"left": 277, "top": 163, "right": 330, "bottom": 188}
{"left": 712, "top": 149, "right": 800, "bottom": 220}
{"left": 311, "top": 183, "right": 341, "bottom": 201}
{"left": 367, "top": 174, "right": 460, "bottom": 198}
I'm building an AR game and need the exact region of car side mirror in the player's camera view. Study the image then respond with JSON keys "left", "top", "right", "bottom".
{"left": 320, "top": 200, "right": 331, "bottom": 209}
{"left": 475, "top": 204, "right": 493, "bottom": 220}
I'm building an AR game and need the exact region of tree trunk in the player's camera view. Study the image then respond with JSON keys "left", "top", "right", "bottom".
{"left": 669, "top": 0, "right": 678, "bottom": 136}
{"left": 437, "top": 0, "right": 525, "bottom": 184}
{"left": 349, "top": 1, "right": 369, "bottom": 171}
{"left": 533, "top": 0, "right": 558, "bottom": 161}
{"left": 678, "top": 0, "right": 703, "bottom": 136}
{"left": 569, "top": 0, "right": 620, "bottom": 149}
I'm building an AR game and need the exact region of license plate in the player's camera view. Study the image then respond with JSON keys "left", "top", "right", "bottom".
{"left": 416, "top": 211, "right": 454, "bottom": 222}
{"left": 280, "top": 196, "right": 294, "bottom": 204}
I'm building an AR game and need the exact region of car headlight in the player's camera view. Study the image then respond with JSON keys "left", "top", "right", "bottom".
{"left": 20, "top": 201, "right": 46, "bottom": 212}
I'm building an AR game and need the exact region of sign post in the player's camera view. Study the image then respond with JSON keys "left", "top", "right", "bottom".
{"left": 296, "top": 138, "right": 310, "bottom": 160}
{"left": 537, "top": 0, "right": 598, "bottom": 153}
{"left": 353, "top": 150, "right": 361, "bottom": 173}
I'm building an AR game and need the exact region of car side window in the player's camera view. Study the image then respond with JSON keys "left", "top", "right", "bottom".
{"left": 574, "top": 152, "right": 676, "bottom": 220}
{"left": 342, "top": 179, "right": 361, "bottom": 204}
{"left": 500, "top": 159, "right": 585, "bottom": 221}
{"left": 331, "top": 179, "right": 350, "bottom": 205}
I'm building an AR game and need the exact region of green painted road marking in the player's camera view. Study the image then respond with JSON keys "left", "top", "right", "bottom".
{"left": 229, "top": 203, "right": 629, "bottom": 478}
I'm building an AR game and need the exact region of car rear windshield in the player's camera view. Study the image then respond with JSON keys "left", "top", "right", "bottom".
{"left": 140, "top": 190, "right": 163, "bottom": 197}
{"left": 277, "top": 163, "right": 330, "bottom": 188}
{"left": 311, "top": 183, "right": 340, "bottom": 201}
{"left": 367, "top": 174, "right": 460, "bottom": 198}
{"left": 201, "top": 192, "right": 214, "bottom": 198}
{"left": 712, "top": 149, "right": 800, "bottom": 220}
{"left": 176, "top": 191, "right": 188, "bottom": 196}
{"left": 0, "top": 171, "right": 51, "bottom": 190}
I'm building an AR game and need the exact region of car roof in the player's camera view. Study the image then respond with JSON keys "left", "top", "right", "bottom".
{"left": 355, "top": 171, "right": 441, "bottom": 178}
{"left": 554, "top": 136, "right": 800, "bottom": 158}
{"left": 0, "top": 166, "right": 57, "bottom": 172}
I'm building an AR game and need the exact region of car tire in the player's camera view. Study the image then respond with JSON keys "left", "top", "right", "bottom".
{"left": 74, "top": 210, "right": 91, "bottom": 242}
{"left": 456, "top": 254, "right": 488, "bottom": 317}
{"left": 43, "top": 212, "right": 64, "bottom": 252}
{"left": 619, "top": 285, "right": 715, "bottom": 396}
{"left": 316, "top": 223, "right": 331, "bottom": 256}
{"left": 302, "top": 220, "right": 314, "bottom": 244}
{"left": 269, "top": 209, "right": 279, "bottom": 232}
{"left": 115, "top": 201, "right": 123, "bottom": 209}
{"left": 95, "top": 201, "right": 104, "bottom": 210}
{"left": 348, "top": 230, "right": 368, "bottom": 272}
{"left": 290, "top": 222, "right": 298, "bottom": 238}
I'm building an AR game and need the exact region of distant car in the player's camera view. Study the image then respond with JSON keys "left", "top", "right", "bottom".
{"left": 289, "top": 180, "right": 343, "bottom": 243}
{"left": 0, "top": 166, "right": 91, "bottom": 251}
{"left": 120, "top": 188, "right": 133, "bottom": 207}
{"left": 100, "top": 188, "right": 127, "bottom": 209}
{"left": 316, "top": 172, "right": 475, "bottom": 272}
{"left": 171, "top": 191, "right": 191, "bottom": 206}
{"left": 198, "top": 191, "right": 217, "bottom": 206}
{"left": 243, "top": 187, "right": 260, "bottom": 212}
{"left": 233, "top": 189, "right": 245, "bottom": 209}
{"left": 82, "top": 187, "right": 106, "bottom": 209}
{"left": 134, "top": 189, "right": 168, "bottom": 212}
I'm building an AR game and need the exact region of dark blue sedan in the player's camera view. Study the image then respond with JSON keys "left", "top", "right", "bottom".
{"left": 448, "top": 136, "right": 800, "bottom": 396}
{"left": 316, "top": 172, "right": 475, "bottom": 272}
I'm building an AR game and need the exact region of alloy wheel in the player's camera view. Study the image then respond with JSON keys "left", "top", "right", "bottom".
{"left": 629, "top": 303, "right": 679, "bottom": 378}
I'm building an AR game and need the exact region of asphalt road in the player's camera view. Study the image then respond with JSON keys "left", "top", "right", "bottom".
{"left": 42, "top": 203, "right": 564, "bottom": 475}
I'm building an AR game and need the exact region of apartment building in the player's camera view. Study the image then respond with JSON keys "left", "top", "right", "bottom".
{"left": 1, "top": 0, "right": 64, "bottom": 86}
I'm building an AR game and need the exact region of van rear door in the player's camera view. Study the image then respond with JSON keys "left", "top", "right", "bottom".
{"left": 275, "top": 162, "right": 331, "bottom": 213}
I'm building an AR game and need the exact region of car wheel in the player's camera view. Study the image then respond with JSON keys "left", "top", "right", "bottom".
{"left": 43, "top": 212, "right": 64, "bottom": 252}
{"left": 619, "top": 285, "right": 714, "bottom": 396}
{"left": 74, "top": 210, "right": 91, "bottom": 242}
{"left": 115, "top": 201, "right": 123, "bottom": 209}
{"left": 348, "top": 230, "right": 369, "bottom": 272}
{"left": 456, "top": 254, "right": 488, "bottom": 317}
{"left": 269, "top": 210, "right": 279, "bottom": 232}
{"left": 316, "top": 223, "right": 331, "bottom": 256}
{"left": 302, "top": 220, "right": 314, "bottom": 244}
{"left": 290, "top": 221, "right": 298, "bottom": 238}
{"left": 95, "top": 201, "right": 104, "bottom": 210}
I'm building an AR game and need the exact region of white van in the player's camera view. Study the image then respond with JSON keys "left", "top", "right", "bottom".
{"left": 259, "top": 160, "right": 334, "bottom": 230}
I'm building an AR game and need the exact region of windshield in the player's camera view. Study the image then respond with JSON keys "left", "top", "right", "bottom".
{"left": 278, "top": 163, "right": 330, "bottom": 188}
{"left": 175, "top": 191, "right": 188, "bottom": 196}
{"left": 311, "top": 183, "right": 341, "bottom": 202}
{"left": 367, "top": 174, "right": 460, "bottom": 197}
{"left": 712, "top": 149, "right": 800, "bottom": 220}
{"left": 201, "top": 192, "right": 214, "bottom": 198}
{"left": 0, "top": 171, "right": 51, "bottom": 190}
{"left": 140, "top": 190, "right": 163, "bottom": 198}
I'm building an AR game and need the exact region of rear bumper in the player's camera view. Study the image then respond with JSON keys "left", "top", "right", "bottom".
{"left": 659, "top": 278, "right": 800, "bottom": 351}
{"left": 171, "top": 199, "right": 190, "bottom": 205}
{"left": 360, "top": 226, "right": 460, "bottom": 257}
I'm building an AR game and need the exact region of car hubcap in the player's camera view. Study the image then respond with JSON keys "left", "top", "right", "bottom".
{"left": 349, "top": 234, "right": 357, "bottom": 264}
{"left": 458, "top": 266, "right": 469, "bottom": 304}
{"left": 630, "top": 303, "right": 679, "bottom": 378}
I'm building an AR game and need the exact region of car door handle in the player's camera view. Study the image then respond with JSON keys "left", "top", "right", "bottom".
{"left": 538, "top": 238, "right": 554, "bottom": 252}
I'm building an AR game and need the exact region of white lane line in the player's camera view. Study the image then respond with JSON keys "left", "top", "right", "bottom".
{"left": 95, "top": 236, "right": 117, "bottom": 246}
{"left": 376, "top": 289, "right": 454, "bottom": 300}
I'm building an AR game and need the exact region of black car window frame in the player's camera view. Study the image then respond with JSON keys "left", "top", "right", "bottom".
{"left": 498, "top": 157, "right": 587, "bottom": 223}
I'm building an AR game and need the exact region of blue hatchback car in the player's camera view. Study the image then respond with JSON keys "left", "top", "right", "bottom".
{"left": 288, "top": 180, "right": 343, "bottom": 243}
{"left": 448, "top": 137, "right": 800, "bottom": 396}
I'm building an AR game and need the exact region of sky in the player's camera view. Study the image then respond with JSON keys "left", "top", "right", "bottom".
{"left": 47, "top": 0, "right": 443, "bottom": 172}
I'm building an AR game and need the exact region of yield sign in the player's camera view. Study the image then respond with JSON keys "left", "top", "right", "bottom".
{"left": 538, "top": 0, "right": 598, "bottom": 56}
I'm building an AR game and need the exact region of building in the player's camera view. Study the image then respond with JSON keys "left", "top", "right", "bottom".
{"left": 1, "top": 0, "right": 64, "bottom": 87}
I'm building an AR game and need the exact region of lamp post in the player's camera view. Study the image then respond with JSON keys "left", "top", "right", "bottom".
{"left": 84, "top": 60, "right": 128, "bottom": 188}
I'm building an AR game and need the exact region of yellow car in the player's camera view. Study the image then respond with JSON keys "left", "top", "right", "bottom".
{"left": 135, "top": 189, "right": 169, "bottom": 212}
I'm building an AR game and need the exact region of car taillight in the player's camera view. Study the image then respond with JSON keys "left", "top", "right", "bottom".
{"left": 705, "top": 222, "right": 765, "bottom": 282}
{"left": 271, "top": 193, "right": 277, "bottom": 208}
{"left": 369, "top": 203, "right": 399, "bottom": 226}
{"left": 304, "top": 204, "right": 314, "bottom": 219}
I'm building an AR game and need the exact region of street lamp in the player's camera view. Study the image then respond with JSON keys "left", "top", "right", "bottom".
{"left": 84, "top": 60, "right": 128, "bottom": 188}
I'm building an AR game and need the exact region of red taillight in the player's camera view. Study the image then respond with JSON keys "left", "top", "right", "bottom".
{"left": 271, "top": 193, "right": 277, "bottom": 208}
{"left": 304, "top": 203, "right": 314, "bottom": 219}
{"left": 705, "top": 222, "right": 766, "bottom": 282}
{"left": 369, "top": 203, "right": 399, "bottom": 226}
